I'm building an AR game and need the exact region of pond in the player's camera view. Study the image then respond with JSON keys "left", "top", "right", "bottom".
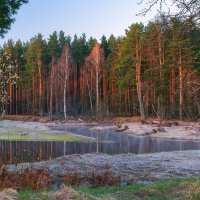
{"left": 1, "top": 125, "right": 200, "bottom": 164}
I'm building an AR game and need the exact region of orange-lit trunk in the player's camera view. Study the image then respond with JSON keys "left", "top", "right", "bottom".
{"left": 50, "top": 55, "right": 55, "bottom": 119}
{"left": 38, "top": 57, "right": 43, "bottom": 115}
{"left": 179, "top": 44, "right": 183, "bottom": 119}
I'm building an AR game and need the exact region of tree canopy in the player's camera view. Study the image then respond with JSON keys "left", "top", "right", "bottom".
{"left": 0, "top": 0, "right": 28, "bottom": 38}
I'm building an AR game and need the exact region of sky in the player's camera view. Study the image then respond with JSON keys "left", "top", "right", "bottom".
{"left": 0, "top": 0, "right": 167, "bottom": 45}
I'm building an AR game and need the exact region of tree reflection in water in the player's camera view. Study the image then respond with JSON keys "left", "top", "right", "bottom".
{"left": 1, "top": 127, "right": 200, "bottom": 164}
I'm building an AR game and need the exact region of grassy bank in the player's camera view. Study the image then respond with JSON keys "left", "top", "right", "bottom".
{"left": 0, "top": 120, "right": 95, "bottom": 142}
{"left": 0, "top": 130, "right": 95, "bottom": 142}
{"left": 18, "top": 178, "right": 200, "bottom": 200}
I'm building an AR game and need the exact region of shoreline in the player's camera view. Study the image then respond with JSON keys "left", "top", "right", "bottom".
{"left": 1, "top": 115, "right": 200, "bottom": 141}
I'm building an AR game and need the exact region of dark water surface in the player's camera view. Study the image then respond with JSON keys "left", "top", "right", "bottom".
{"left": 1, "top": 125, "right": 200, "bottom": 164}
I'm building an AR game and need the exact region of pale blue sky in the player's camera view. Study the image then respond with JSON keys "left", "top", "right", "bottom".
{"left": 1, "top": 0, "right": 163, "bottom": 45}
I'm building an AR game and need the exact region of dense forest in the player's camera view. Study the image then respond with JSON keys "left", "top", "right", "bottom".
{"left": 0, "top": 15, "right": 200, "bottom": 120}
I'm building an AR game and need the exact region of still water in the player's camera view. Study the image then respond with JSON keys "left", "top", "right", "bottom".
{"left": 1, "top": 126, "right": 200, "bottom": 164}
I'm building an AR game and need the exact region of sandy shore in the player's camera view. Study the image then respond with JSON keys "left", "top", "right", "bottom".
{"left": 91, "top": 120, "right": 200, "bottom": 141}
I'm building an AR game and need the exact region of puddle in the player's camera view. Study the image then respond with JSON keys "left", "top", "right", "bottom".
{"left": 1, "top": 126, "right": 200, "bottom": 164}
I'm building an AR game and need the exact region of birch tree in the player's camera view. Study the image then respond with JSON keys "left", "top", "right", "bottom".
{"left": 58, "top": 45, "right": 72, "bottom": 121}
{"left": 85, "top": 42, "right": 104, "bottom": 119}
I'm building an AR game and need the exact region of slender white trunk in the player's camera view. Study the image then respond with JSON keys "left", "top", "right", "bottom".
{"left": 64, "top": 73, "right": 67, "bottom": 121}
{"left": 136, "top": 30, "right": 145, "bottom": 120}
{"left": 63, "top": 46, "right": 70, "bottom": 122}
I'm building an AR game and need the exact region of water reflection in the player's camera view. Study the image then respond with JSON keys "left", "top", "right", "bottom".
{"left": 1, "top": 126, "right": 200, "bottom": 164}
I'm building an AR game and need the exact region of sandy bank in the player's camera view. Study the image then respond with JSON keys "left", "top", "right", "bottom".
{"left": 91, "top": 120, "right": 200, "bottom": 141}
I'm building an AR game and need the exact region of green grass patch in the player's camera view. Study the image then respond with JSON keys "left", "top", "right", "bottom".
{"left": 19, "top": 190, "right": 50, "bottom": 200}
{"left": 18, "top": 178, "right": 200, "bottom": 199}
{"left": 0, "top": 120, "right": 97, "bottom": 142}
{"left": 0, "top": 130, "right": 96, "bottom": 142}
{"left": 76, "top": 178, "right": 200, "bottom": 200}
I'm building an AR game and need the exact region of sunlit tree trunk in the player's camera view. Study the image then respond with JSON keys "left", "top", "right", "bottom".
{"left": 179, "top": 44, "right": 183, "bottom": 119}
{"left": 38, "top": 55, "right": 43, "bottom": 115}
{"left": 85, "top": 42, "right": 104, "bottom": 119}
{"left": 50, "top": 55, "right": 55, "bottom": 119}
{"left": 170, "top": 32, "right": 176, "bottom": 118}
{"left": 32, "top": 68, "right": 35, "bottom": 115}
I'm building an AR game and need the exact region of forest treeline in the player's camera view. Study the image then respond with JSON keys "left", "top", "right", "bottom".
{"left": 1, "top": 15, "right": 200, "bottom": 120}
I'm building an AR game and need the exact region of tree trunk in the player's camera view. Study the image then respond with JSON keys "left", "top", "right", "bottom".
{"left": 179, "top": 44, "right": 183, "bottom": 119}
{"left": 63, "top": 45, "right": 71, "bottom": 122}
{"left": 9, "top": 81, "right": 12, "bottom": 114}
{"left": 136, "top": 30, "right": 145, "bottom": 120}
{"left": 64, "top": 72, "right": 67, "bottom": 121}
{"left": 96, "top": 67, "right": 99, "bottom": 119}
{"left": 85, "top": 69, "right": 93, "bottom": 116}
{"left": 50, "top": 55, "right": 55, "bottom": 119}
{"left": 38, "top": 56, "right": 43, "bottom": 115}
{"left": 32, "top": 68, "right": 35, "bottom": 115}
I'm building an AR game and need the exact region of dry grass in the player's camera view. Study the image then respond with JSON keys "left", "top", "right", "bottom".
{"left": 47, "top": 186, "right": 89, "bottom": 200}
{"left": 0, "top": 189, "right": 19, "bottom": 200}
{"left": 0, "top": 162, "right": 120, "bottom": 192}
{"left": 0, "top": 165, "right": 51, "bottom": 190}
{"left": 63, "top": 164, "right": 120, "bottom": 188}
